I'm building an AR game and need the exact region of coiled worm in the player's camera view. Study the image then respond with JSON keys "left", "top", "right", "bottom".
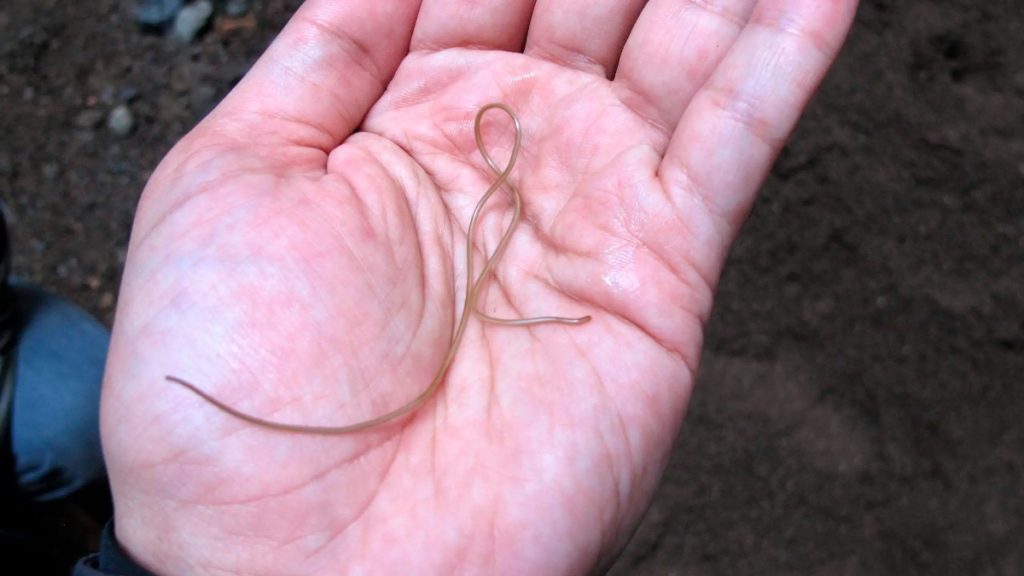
{"left": 167, "top": 103, "right": 590, "bottom": 434}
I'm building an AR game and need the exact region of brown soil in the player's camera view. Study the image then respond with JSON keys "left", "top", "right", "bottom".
{"left": 1, "top": 0, "right": 1021, "bottom": 574}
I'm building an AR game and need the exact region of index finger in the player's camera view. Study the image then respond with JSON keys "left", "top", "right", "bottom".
{"left": 659, "top": 0, "right": 858, "bottom": 238}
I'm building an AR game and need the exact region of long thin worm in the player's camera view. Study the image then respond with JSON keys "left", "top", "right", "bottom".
{"left": 166, "top": 103, "right": 590, "bottom": 434}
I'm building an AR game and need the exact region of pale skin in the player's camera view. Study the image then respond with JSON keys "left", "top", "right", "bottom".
{"left": 101, "top": 1, "right": 859, "bottom": 574}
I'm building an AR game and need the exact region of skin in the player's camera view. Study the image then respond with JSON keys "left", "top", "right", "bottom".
{"left": 101, "top": 1, "right": 859, "bottom": 574}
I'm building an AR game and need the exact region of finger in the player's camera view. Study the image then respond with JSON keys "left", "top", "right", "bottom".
{"left": 614, "top": 0, "right": 757, "bottom": 133}
{"left": 524, "top": 0, "right": 648, "bottom": 77}
{"left": 660, "top": 0, "right": 858, "bottom": 238}
{"left": 216, "top": 0, "right": 422, "bottom": 151}
{"left": 410, "top": 0, "right": 536, "bottom": 52}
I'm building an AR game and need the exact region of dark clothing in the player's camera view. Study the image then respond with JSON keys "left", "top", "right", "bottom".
{"left": 0, "top": 208, "right": 16, "bottom": 352}
{"left": 1, "top": 209, "right": 18, "bottom": 501}
{"left": 1, "top": 208, "right": 24, "bottom": 541}
{"left": 74, "top": 523, "right": 156, "bottom": 576}
{"left": 1, "top": 209, "right": 116, "bottom": 572}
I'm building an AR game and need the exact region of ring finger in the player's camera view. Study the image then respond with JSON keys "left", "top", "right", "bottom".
{"left": 614, "top": 0, "right": 758, "bottom": 134}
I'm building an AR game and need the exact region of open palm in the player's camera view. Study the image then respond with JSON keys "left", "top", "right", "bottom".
{"left": 101, "top": 1, "right": 857, "bottom": 574}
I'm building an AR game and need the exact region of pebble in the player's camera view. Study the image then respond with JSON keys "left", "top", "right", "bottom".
{"left": 56, "top": 261, "right": 73, "bottom": 279}
{"left": 134, "top": 0, "right": 183, "bottom": 26}
{"left": 173, "top": 0, "right": 214, "bottom": 42}
{"left": 224, "top": 0, "right": 251, "bottom": 17}
{"left": 108, "top": 105, "right": 135, "bottom": 137}
{"left": 99, "top": 85, "right": 118, "bottom": 106}
{"left": 74, "top": 108, "right": 105, "bottom": 129}
{"left": 100, "top": 292, "right": 116, "bottom": 309}
{"left": 119, "top": 86, "right": 140, "bottom": 104}
{"left": 169, "top": 64, "right": 194, "bottom": 93}
{"left": 41, "top": 162, "right": 59, "bottom": 181}
{"left": 98, "top": 85, "right": 140, "bottom": 106}
{"left": 189, "top": 83, "right": 218, "bottom": 114}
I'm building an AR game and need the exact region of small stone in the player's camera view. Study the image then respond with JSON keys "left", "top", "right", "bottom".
{"left": 118, "top": 86, "right": 140, "bottom": 104}
{"left": 41, "top": 162, "right": 59, "bottom": 181}
{"left": 85, "top": 275, "right": 102, "bottom": 290}
{"left": 189, "top": 83, "right": 217, "bottom": 113}
{"left": 99, "top": 86, "right": 117, "bottom": 106}
{"left": 173, "top": 0, "right": 213, "bottom": 42}
{"left": 169, "top": 64, "right": 194, "bottom": 93}
{"left": 224, "top": 0, "right": 250, "bottom": 17}
{"left": 216, "top": 12, "right": 257, "bottom": 34}
{"left": 134, "top": 0, "right": 183, "bottom": 26}
{"left": 99, "top": 292, "right": 116, "bottom": 309}
{"left": 74, "top": 108, "right": 105, "bottom": 129}
{"left": 74, "top": 130, "right": 97, "bottom": 144}
{"left": 108, "top": 105, "right": 135, "bottom": 137}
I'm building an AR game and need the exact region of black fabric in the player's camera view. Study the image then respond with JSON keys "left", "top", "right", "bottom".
{"left": 73, "top": 521, "right": 157, "bottom": 576}
{"left": 0, "top": 344, "right": 16, "bottom": 508}
{"left": 0, "top": 207, "right": 19, "bottom": 515}
{"left": 0, "top": 207, "right": 16, "bottom": 352}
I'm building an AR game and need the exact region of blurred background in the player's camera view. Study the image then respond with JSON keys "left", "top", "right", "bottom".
{"left": 1, "top": 0, "right": 1021, "bottom": 574}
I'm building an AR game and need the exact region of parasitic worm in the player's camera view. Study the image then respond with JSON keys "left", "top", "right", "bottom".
{"left": 166, "top": 103, "right": 590, "bottom": 434}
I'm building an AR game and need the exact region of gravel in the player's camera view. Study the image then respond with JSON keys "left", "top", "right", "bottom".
{"left": 172, "top": 0, "right": 214, "bottom": 43}
{"left": 73, "top": 108, "right": 105, "bottom": 130}
{"left": 133, "top": 0, "right": 183, "bottom": 26}
{"left": 224, "top": 0, "right": 251, "bottom": 18}
{"left": 107, "top": 105, "right": 135, "bottom": 137}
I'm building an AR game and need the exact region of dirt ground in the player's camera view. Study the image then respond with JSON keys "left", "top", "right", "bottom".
{"left": 1, "top": 0, "right": 1022, "bottom": 574}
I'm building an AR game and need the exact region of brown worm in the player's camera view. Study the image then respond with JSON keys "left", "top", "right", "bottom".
{"left": 166, "top": 103, "right": 590, "bottom": 434}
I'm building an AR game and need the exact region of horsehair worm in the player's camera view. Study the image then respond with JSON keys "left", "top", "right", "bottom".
{"left": 166, "top": 103, "right": 591, "bottom": 435}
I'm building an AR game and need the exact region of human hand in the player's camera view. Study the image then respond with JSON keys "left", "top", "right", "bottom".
{"left": 101, "top": 1, "right": 858, "bottom": 573}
